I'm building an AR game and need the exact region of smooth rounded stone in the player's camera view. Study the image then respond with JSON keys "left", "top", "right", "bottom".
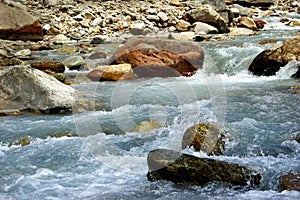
{"left": 238, "top": 16, "right": 258, "bottom": 30}
{"left": 176, "top": 19, "right": 191, "bottom": 32}
{"left": 168, "top": 32, "right": 195, "bottom": 41}
{"left": 279, "top": 172, "right": 300, "bottom": 192}
{"left": 0, "top": 3, "right": 43, "bottom": 41}
{"left": 182, "top": 123, "right": 225, "bottom": 155}
{"left": 132, "top": 120, "right": 162, "bottom": 132}
{"left": 184, "top": 4, "right": 229, "bottom": 33}
{"left": 147, "top": 149, "right": 261, "bottom": 187}
{"left": 0, "top": 66, "right": 75, "bottom": 113}
{"left": 110, "top": 37, "right": 204, "bottom": 77}
{"left": 193, "top": 22, "right": 218, "bottom": 34}
{"left": 228, "top": 4, "right": 254, "bottom": 17}
{"left": 87, "top": 63, "right": 134, "bottom": 81}
{"left": 228, "top": 27, "right": 256, "bottom": 36}
{"left": 61, "top": 56, "right": 84, "bottom": 70}
{"left": 31, "top": 61, "right": 65, "bottom": 73}
{"left": 249, "top": 35, "right": 300, "bottom": 76}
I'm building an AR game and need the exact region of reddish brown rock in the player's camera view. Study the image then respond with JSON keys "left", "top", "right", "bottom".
{"left": 110, "top": 37, "right": 204, "bottom": 78}
{"left": 249, "top": 35, "right": 300, "bottom": 76}
{"left": 0, "top": 3, "right": 43, "bottom": 41}
{"left": 279, "top": 172, "right": 300, "bottom": 192}
{"left": 31, "top": 61, "right": 65, "bottom": 73}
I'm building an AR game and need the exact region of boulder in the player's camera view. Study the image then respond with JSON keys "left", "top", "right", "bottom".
{"left": 279, "top": 172, "right": 300, "bottom": 192}
{"left": 147, "top": 149, "right": 261, "bottom": 187}
{"left": 249, "top": 35, "right": 300, "bottom": 76}
{"left": 110, "top": 37, "right": 204, "bottom": 78}
{"left": 0, "top": 3, "right": 43, "bottom": 41}
{"left": 87, "top": 64, "right": 134, "bottom": 81}
{"left": 182, "top": 123, "right": 225, "bottom": 155}
{"left": 184, "top": 4, "right": 229, "bottom": 33}
{"left": 31, "top": 61, "right": 65, "bottom": 73}
{"left": 0, "top": 66, "right": 75, "bottom": 113}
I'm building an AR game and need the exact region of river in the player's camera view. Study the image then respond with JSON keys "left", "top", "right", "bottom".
{"left": 0, "top": 16, "right": 300, "bottom": 199}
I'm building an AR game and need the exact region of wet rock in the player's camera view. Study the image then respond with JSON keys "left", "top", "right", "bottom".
{"left": 229, "top": 27, "right": 256, "bottom": 36}
{"left": 254, "top": 19, "right": 266, "bottom": 29}
{"left": 132, "top": 120, "right": 162, "bottom": 132}
{"left": 249, "top": 35, "right": 300, "bottom": 76}
{"left": 193, "top": 22, "right": 218, "bottom": 34}
{"left": 279, "top": 172, "right": 300, "bottom": 192}
{"left": 0, "top": 66, "right": 75, "bottom": 113}
{"left": 31, "top": 61, "right": 65, "bottom": 73}
{"left": 14, "top": 49, "right": 31, "bottom": 57}
{"left": 90, "top": 35, "right": 107, "bottom": 44}
{"left": 184, "top": 4, "right": 229, "bottom": 33}
{"left": 0, "top": 3, "right": 43, "bottom": 41}
{"left": 291, "top": 66, "right": 300, "bottom": 78}
{"left": 61, "top": 56, "right": 84, "bottom": 70}
{"left": 147, "top": 149, "right": 261, "bottom": 187}
{"left": 111, "top": 37, "right": 204, "bottom": 78}
{"left": 87, "top": 64, "right": 134, "bottom": 81}
{"left": 182, "top": 123, "right": 225, "bottom": 155}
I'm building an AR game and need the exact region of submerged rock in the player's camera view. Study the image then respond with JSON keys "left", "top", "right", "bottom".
{"left": 0, "top": 66, "right": 75, "bottom": 113}
{"left": 132, "top": 120, "right": 162, "bottom": 132}
{"left": 0, "top": 3, "right": 43, "bottom": 41}
{"left": 279, "top": 172, "right": 300, "bottom": 192}
{"left": 249, "top": 35, "right": 300, "bottom": 76}
{"left": 182, "top": 123, "right": 225, "bottom": 155}
{"left": 147, "top": 149, "right": 261, "bottom": 187}
{"left": 111, "top": 37, "right": 204, "bottom": 78}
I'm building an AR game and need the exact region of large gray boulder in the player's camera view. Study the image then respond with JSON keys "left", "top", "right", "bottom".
{"left": 0, "top": 66, "right": 75, "bottom": 113}
{"left": 0, "top": 3, "right": 43, "bottom": 41}
{"left": 147, "top": 149, "right": 261, "bottom": 187}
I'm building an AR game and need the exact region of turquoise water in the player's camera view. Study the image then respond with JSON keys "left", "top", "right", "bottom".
{"left": 0, "top": 20, "right": 300, "bottom": 199}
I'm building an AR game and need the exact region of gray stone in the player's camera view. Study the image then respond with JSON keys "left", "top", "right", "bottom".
{"left": 157, "top": 12, "right": 169, "bottom": 22}
{"left": 0, "top": 66, "right": 75, "bottom": 113}
{"left": 130, "top": 22, "right": 145, "bottom": 35}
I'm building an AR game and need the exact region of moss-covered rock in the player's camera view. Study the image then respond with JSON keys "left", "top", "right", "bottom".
{"left": 182, "top": 123, "right": 225, "bottom": 155}
{"left": 147, "top": 149, "right": 261, "bottom": 187}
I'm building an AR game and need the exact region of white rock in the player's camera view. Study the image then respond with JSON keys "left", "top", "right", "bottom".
{"left": 15, "top": 49, "right": 31, "bottom": 57}
{"left": 130, "top": 22, "right": 145, "bottom": 35}
{"left": 193, "top": 22, "right": 218, "bottom": 34}
{"left": 168, "top": 32, "right": 195, "bottom": 41}
{"left": 228, "top": 27, "right": 256, "bottom": 36}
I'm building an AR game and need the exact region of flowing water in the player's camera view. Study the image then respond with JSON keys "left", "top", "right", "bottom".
{"left": 1, "top": 17, "right": 300, "bottom": 199}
